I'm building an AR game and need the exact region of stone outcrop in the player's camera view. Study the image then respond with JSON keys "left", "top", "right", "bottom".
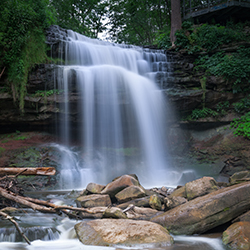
{"left": 74, "top": 219, "right": 174, "bottom": 247}
{"left": 151, "top": 182, "right": 250, "bottom": 235}
{"left": 222, "top": 222, "right": 250, "bottom": 250}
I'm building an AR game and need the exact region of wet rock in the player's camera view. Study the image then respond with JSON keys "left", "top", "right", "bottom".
{"left": 101, "top": 175, "right": 140, "bottom": 197}
{"left": 125, "top": 206, "right": 162, "bottom": 220}
{"left": 168, "top": 186, "right": 186, "bottom": 199}
{"left": 222, "top": 222, "right": 250, "bottom": 250}
{"left": 164, "top": 196, "right": 187, "bottom": 210}
{"left": 185, "top": 176, "right": 219, "bottom": 200}
{"left": 80, "top": 207, "right": 107, "bottom": 219}
{"left": 151, "top": 182, "right": 250, "bottom": 235}
{"left": 76, "top": 194, "right": 111, "bottom": 208}
{"left": 229, "top": 171, "right": 250, "bottom": 185}
{"left": 86, "top": 183, "right": 105, "bottom": 194}
{"left": 75, "top": 219, "right": 173, "bottom": 247}
{"left": 115, "top": 186, "right": 146, "bottom": 203}
{"left": 103, "top": 207, "right": 127, "bottom": 219}
{"left": 149, "top": 194, "right": 162, "bottom": 211}
{"left": 117, "top": 197, "right": 150, "bottom": 209}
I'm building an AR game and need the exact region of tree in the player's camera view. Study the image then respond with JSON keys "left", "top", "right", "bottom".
{"left": 170, "top": 0, "right": 182, "bottom": 45}
{"left": 107, "top": 0, "right": 171, "bottom": 45}
{"left": 50, "top": 0, "right": 108, "bottom": 38}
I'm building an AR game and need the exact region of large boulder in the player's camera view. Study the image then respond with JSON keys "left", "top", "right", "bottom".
{"left": 101, "top": 175, "right": 140, "bottom": 197}
{"left": 115, "top": 186, "right": 146, "bottom": 203}
{"left": 76, "top": 194, "right": 111, "bottom": 208}
{"left": 86, "top": 183, "right": 105, "bottom": 194}
{"left": 222, "top": 222, "right": 250, "bottom": 250}
{"left": 185, "top": 176, "right": 219, "bottom": 200}
{"left": 151, "top": 182, "right": 250, "bottom": 235}
{"left": 75, "top": 219, "right": 173, "bottom": 247}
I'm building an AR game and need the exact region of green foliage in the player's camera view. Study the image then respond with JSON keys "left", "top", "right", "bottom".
{"left": 195, "top": 47, "right": 250, "bottom": 93}
{"left": 107, "top": 0, "right": 171, "bottom": 45}
{"left": 188, "top": 108, "right": 218, "bottom": 120}
{"left": 50, "top": 0, "right": 107, "bottom": 38}
{"left": 0, "top": 0, "right": 56, "bottom": 111}
{"left": 233, "top": 96, "right": 250, "bottom": 113}
{"left": 175, "top": 23, "right": 248, "bottom": 53}
{"left": 34, "top": 89, "right": 63, "bottom": 97}
{"left": 154, "top": 31, "right": 171, "bottom": 49}
{"left": 231, "top": 112, "right": 250, "bottom": 139}
{"left": 216, "top": 101, "right": 230, "bottom": 115}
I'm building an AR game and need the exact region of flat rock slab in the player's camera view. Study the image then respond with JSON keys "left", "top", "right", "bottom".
{"left": 76, "top": 194, "right": 111, "bottom": 208}
{"left": 151, "top": 182, "right": 250, "bottom": 235}
{"left": 75, "top": 219, "right": 173, "bottom": 247}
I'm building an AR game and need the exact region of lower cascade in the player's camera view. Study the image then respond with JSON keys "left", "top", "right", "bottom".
{"left": 51, "top": 27, "right": 181, "bottom": 188}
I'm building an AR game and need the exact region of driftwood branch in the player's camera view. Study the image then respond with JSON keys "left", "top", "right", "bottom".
{"left": 0, "top": 210, "right": 31, "bottom": 245}
{"left": 0, "top": 167, "right": 56, "bottom": 176}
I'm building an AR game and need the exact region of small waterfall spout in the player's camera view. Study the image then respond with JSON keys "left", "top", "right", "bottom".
{"left": 52, "top": 28, "right": 174, "bottom": 188}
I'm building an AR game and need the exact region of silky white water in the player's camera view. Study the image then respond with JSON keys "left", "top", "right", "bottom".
{"left": 53, "top": 29, "right": 183, "bottom": 188}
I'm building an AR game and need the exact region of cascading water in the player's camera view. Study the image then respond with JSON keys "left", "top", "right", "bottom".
{"left": 53, "top": 29, "right": 181, "bottom": 188}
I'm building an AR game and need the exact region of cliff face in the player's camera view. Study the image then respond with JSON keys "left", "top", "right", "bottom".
{"left": 0, "top": 26, "right": 249, "bottom": 181}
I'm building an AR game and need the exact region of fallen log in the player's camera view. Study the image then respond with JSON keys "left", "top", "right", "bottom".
{"left": 0, "top": 187, "right": 55, "bottom": 213}
{"left": 0, "top": 167, "right": 56, "bottom": 176}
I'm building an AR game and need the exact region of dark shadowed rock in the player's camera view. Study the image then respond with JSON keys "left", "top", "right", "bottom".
{"left": 76, "top": 194, "right": 111, "bottom": 208}
{"left": 222, "top": 222, "right": 250, "bottom": 250}
{"left": 75, "top": 219, "right": 173, "bottom": 247}
{"left": 151, "top": 182, "right": 250, "bottom": 235}
{"left": 232, "top": 210, "right": 250, "bottom": 223}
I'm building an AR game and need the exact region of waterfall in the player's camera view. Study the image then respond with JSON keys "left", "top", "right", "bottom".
{"left": 53, "top": 29, "right": 177, "bottom": 188}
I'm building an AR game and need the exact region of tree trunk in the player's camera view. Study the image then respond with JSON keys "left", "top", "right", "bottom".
{"left": 170, "top": 0, "right": 182, "bottom": 45}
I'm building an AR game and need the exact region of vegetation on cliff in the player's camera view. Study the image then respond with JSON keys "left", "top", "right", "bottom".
{"left": 157, "top": 21, "right": 250, "bottom": 139}
{"left": 0, "top": 0, "right": 56, "bottom": 112}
